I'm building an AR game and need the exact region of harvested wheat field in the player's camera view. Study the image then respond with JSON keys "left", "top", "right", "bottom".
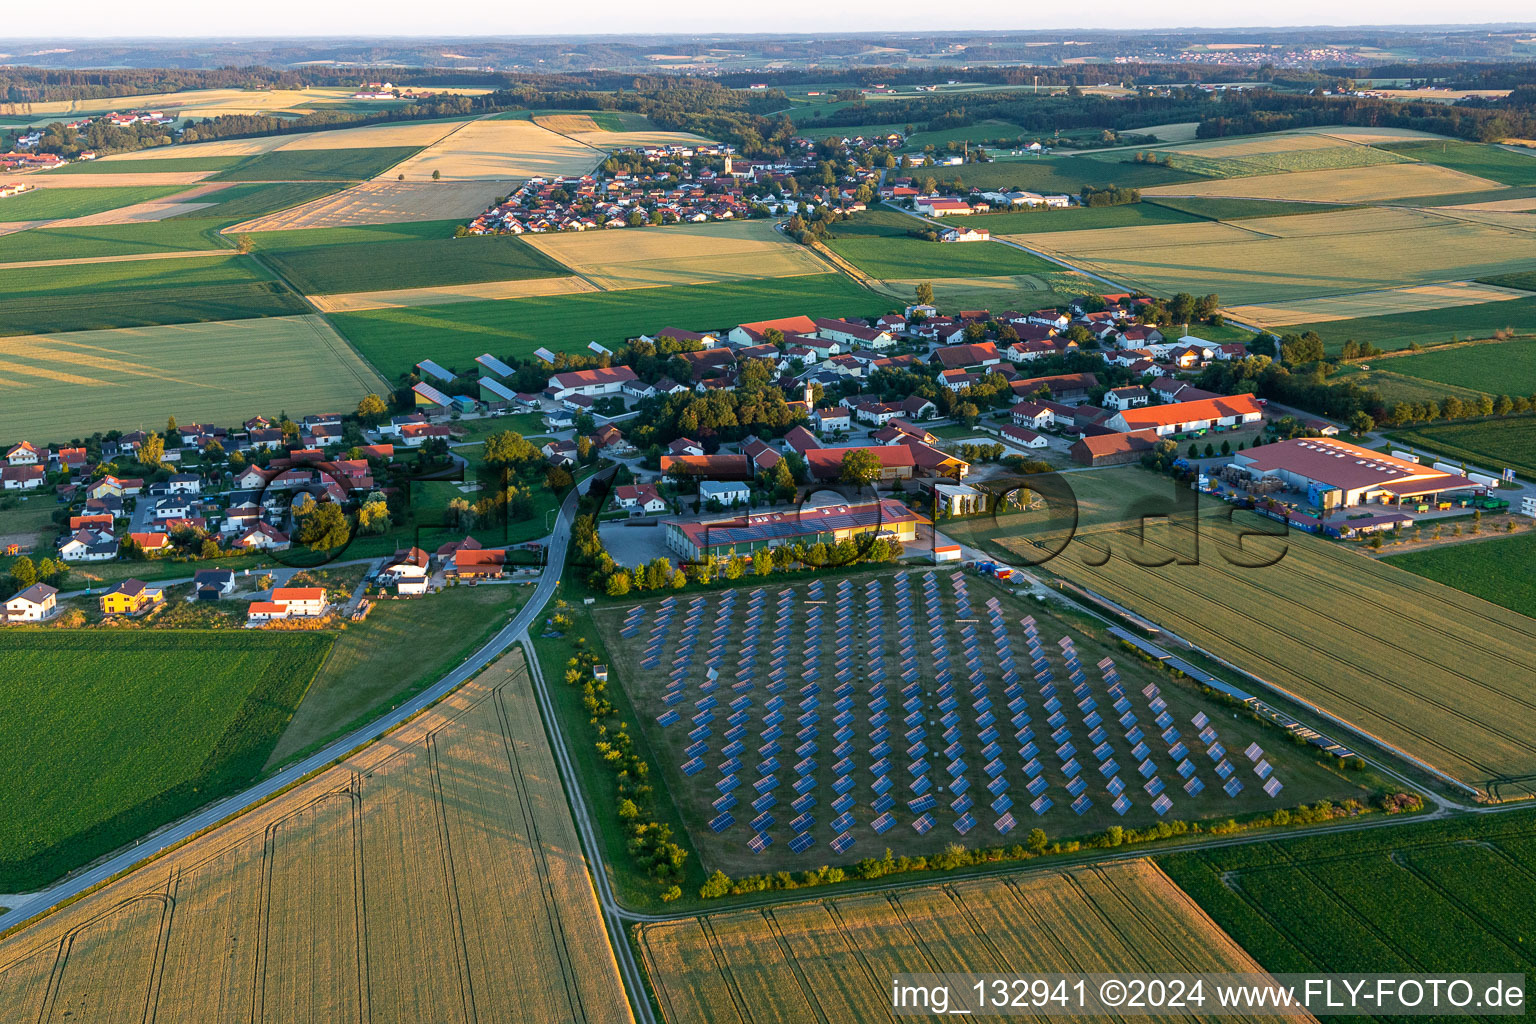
{"left": 0, "top": 652, "right": 633, "bottom": 1024}
{"left": 310, "top": 274, "right": 600, "bottom": 312}
{"left": 534, "top": 113, "right": 606, "bottom": 133}
{"left": 103, "top": 119, "right": 466, "bottom": 161}
{"left": 1142, "top": 162, "right": 1500, "bottom": 202}
{"left": 525, "top": 220, "right": 830, "bottom": 290}
{"left": 22, "top": 171, "right": 217, "bottom": 188}
{"left": 1440, "top": 194, "right": 1536, "bottom": 212}
{"left": 1012, "top": 206, "right": 1536, "bottom": 304}
{"left": 227, "top": 179, "right": 514, "bottom": 231}
{"left": 1227, "top": 281, "right": 1533, "bottom": 327}
{"left": 565, "top": 129, "right": 715, "bottom": 149}
{"left": 639, "top": 860, "right": 1298, "bottom": 1024}
{"left": 382, "top": 119, "right": 602, "bottom": 182}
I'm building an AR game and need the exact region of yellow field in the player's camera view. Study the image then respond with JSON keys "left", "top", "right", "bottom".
{"left": 567, "top": 129, "right": 716, "bottom": 149}
{"left": 639, "top": 860, "right": 1296, "bottom": 1024}
{"left": 309, "top": 274, "right": 600, "bottom": 312}
{"left": 380, "top": 119, "right": 603, "bottom": 182}
{"left": 0, "top": 652, "right": 634, "bottom": 1024}
{"left": 1227, "top": 281, "right": 1534, "bottom": 327}
{"left": 101, "top": 119, "right": 467, "bottom": 161}
{"left": 227, "top": 179, "right": 514, "bottom": 231}
{"left": 1165, "top": 132, "right": 1373, "bottom": 159}
{"left": 9, "top": 86, "right": 494, "bottom": 121}
{"left": 877, "top": 271, "right": 1105, "bottom": 311}
{"left": 1440, "top": 195, "right": 1536, "bottom": 212}
{"left": 525, "top": 220, "right": 831, "bottom": 290}
{"left": 534, "top": 113, "right": 604, "bottom": 133}
{"left": 1010, "top": 206, "right": 1536, "bottom": 304}
{"left": 22, "top": 171, "right": 216, "bottom": 187}
{"left": 1140, "top": 162, "right": 1500, "bottom": 202}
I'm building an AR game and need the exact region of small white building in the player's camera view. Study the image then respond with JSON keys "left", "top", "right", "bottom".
{"left": 700, "top": 480, "right": 750, "bottom": 507}
{"left": 4, "top": 583, "right": 57, "bottom": 622}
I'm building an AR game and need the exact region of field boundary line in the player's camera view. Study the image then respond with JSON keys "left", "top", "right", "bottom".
{"left": 348, "top": 776, "right": 371, "bottom": 1024}
{"left": 760, "top": 909, "right": 835, "bottom": 1024}
{"left": 143, "top": 870, "right": 178, "bottom": 1024}
{"left": 695, "top": 915, "right": 753, "bottom": 1024}
{"left": 426, "top": 733, "right": 480, "bottom": 1023}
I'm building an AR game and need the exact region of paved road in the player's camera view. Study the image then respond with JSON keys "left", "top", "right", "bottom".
{"left": 1, "top": 485, "right": 585, "bottom": 933}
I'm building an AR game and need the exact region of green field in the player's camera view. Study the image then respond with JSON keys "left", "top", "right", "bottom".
{"left": 935, "top": 153, "right": 1203, "bottom": 194}
{"left": 0, "top": 252, "right": 273, "bottom": 298}
{"left": 0, "top": 281, "right": 309, "bottom": 337}
{"left": 1, "top": 314, "right": 385, "bottom": 445}
{"left": 1385, "top": 533, "right": 1536, "bottom": 620}
{"left": 966, "top": 201, "right": 1204, "bottom": 234}
{"left": 167, "top": 181, "right": 344, "bottom": 221}
{"left": 1378, "top": 140, "right": 1536, "bottom": 186}
{"left": 245, "top": 218, "right": 464, "bottom": 251}
{"left": 267, "top": 584, "right": 530, "bottom": 765}
{"left": 986, "top": 472, "right": 1536, "bottom": 797}
{"left": 828, "top": 231, "right": 1056, "bottom": 280}
{"left": 1289, "top": 297, "right": 1536, "bottom": 353}
{"left": 0, "top": 220, "right": 229, "bottom": 262}
{"left": 262, "top": 233, "right": 571, "bottom": 294}
{"left": 1330, "top": 364, "right": 1489, "bottom": 406}
{"left": 1152, "top": 142, "right": 1408, "bottom": 179}
{"left": 331, "top": 274, "right": 894, "bottom": 380}
{"left": 1395, "top": 183, "right": 1536, "bottom": 208}
{"left": 1161, "top": 809, "right": 1536, "bottom": 973}
{"left": 1388, "top": 414, "right": 1536, "bottom": 480}
{"left": 1146, "top": 196, "right": 1362, "bottom": 220}
{"left": 1478, "top": 268, "right": 1536, "bottom": 291}
{"left": 211, "top": 146, "right": 424, "bottom": 181}
{"left": 51, "top": 155, "right": 249, "bottom": 174}
{"left": 0, "top": 185, "right": 190, "bottom": 220}
{"left": 1372, "top": 338, "right": 1536, "bottom": 396}
{"left": 0, "top": 630, "right": 333, "bottom": 889}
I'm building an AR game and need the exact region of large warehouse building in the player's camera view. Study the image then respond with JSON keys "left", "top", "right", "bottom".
{"left": 665, "top": 499, "right": 928, "bottom": 561}
{"left": 1229, "top": 438, "right": 1481, "bottom": 508}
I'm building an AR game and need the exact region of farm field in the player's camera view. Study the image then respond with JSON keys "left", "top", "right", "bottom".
{"left": 1140, "top": 162, "right": 1500, "bottom": 202}
{"left": 1145, "top": 196, "right": 1361, "bottom": 220}
{"left": 0, "top": 184, "right": 190, "bottom": 220}
{"left": 0, "top": 652, "right": 636, "bottom": 1024}
{"left": 1026, "top": 500, "right": 1536, "bottom": 798}
{"left": 211, "top": 145, "right": 424, "bottom": 181}
{"left": 828, "top": 233, "right": 1057, "bottom": 280}
{"left": 381, "top": 117, "right": 602, "bottom": 181}
{"left": 0, "top": 277, "right": 309, "bottom": 337}
{"left": 1160, "top": 809, "right": 1536, "bottom": 972}
{"left": 13, "top": 85, "right": 478, "bottom": 120}
{"left": 52, "top": 155, "right": 250, "bottom": 174}
{"left": 1225, "top": 281, "right": 1532, "bottom": 329}
{"left": 965, "top": 201, "right": 1205, "bottom": 234}
{"left": 166, "top": 181, "right": 344, "bottom": 221}
{"left": 1010, "top": 206, "right": 1536, "bottom": 305}
{"left": 0, "top": 251, "right": 273, "bottom": 298}
{"left": 1371, "top": 337, "right": 1536, "bottom": 395}
{"left": 877, "top": 270, "right": 1109, "bottom": 315}
{"left": 1384, "top": 533, "right": 1536, "bottom": 621}
{"left": 310, "top": 274, "right": 598, "bottom": 311}
{"left": 639, "top": 860, "right": 1281, "bottom": 1024}
{"left": 268, "top": 584, "right": 532, "bottom": 765}
{"left": 1329, "top": 364, "right": 1489, "bottom": 406}
{"left": 1287, "top": 297, "right": 1536, "bottom": 353}
{"left": 1149, "top": 131, "right": 1412, "bottom": 178}
{"left": 594, "top": 572, "right": 1362, "bottom": 878}
{"left": 1479, "top": 268, "right": 1536, "bottom": 290}
{"left": 1387, "top": 415, "right": 1536, "bottom": 481}
{"left": 1377, "top": 139, "right": 1536, "bottom": 186}
{"left": 933, "top": 153, "right": 1203, "bottom": 194}
{"left": 0, "top": 630, "right": 332, "bottom": 890}
{"left": 226, "top": 178, "right": 510, "bottom": 230}
{"left": 263, "top": 232, "right": 570, "bottom": 295}
{"left": 328, "top": 275, "right": 893, "bottom": 379}
{"left": 524, "top": 219, "right": 831, "bottom": 290}
{"left": 0, "top": 315, "right": 385, "bottom": 445}
{"left": 0, "top": 220, "right": 227, "bottom": 262}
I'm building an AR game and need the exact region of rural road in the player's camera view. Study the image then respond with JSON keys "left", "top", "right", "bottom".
{"left": 1, "top": 482, "right": 587, "bottom": 934}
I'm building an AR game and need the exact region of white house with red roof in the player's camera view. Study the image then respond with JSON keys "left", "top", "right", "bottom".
{"left": 614, "top": 483, "right": 668, "bottom": 513}
{"left": 5, "top": 442, "right": 41, "bottom": 466}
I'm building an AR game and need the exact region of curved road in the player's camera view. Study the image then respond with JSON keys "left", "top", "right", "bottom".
{"left": 2, "top": 483, "right": 585, "bottom": 934}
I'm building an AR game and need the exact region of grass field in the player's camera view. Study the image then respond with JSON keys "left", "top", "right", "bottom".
{"left": 1146, "top": 196, "right": 1361, "bottom": 220}
{"left": 1141, "top": 162, "right": 1500, "bottom": 202}
{"left": 0, "top": 652, "right": 635, "bottom": 1024}
{"left": 639, "top": 860, "right": 1279, "bottom": 1024}
{"left": 1161, "top": 809, "right": 1536, "bottom": 972}
{"left": 597, "top": 571, "right": 1363, "bottom": 877}
{"left": 0, "top": 630, "right": 332, "bottom": 889}
{"left": 0, "top": 185, "right": 190, "bottom": 220}
{"left": 330, "top": 275, "right": 894, "bottom": 379}
{"left": 1149, "top": 133, "right": 1411, "bottom": 178}
{"left": 1384, "top": 533, "right": 1536, "bottom": 621}
{"left": 165, "top": 181, "right": 344, "bottom": 221}
{"left": 1387, "top": 415, "right": 1536, "bottom": 480}
{"left": 51, "top": 155, "right": 249, "bottom": 175}
{"left": 268, "top": 584, "right": 532, "bottom": 765}
{"left": 828, "top": 232, "right": 1057, "bottom": 281}
{"left": 967, "top": 201, "right": 1205, "bottom": 234}
{"left": 1371, "top": 337, "right": 1536, "bottom": 395}
{"left": 211, "top": 146, "right": 424, "bottom": 182}
{"left": 0, "top": 252, "right": 272, "bottom": 298}
{"left": 1378, "top": 139, "right": 1536, "bottom": 186}
{"left": 0, "top": 278, "right": 310, "bottom": 337}
{"left": 0, "top": 315, "right": 385, "bottom": 446}
{"left": 524, "top": 219, "right": 828, "bottom": 291}
{"left": 264, "top": 232, "right": 571, "bottom": 295}
{"left": 0, "top": 220, "right": 228, "bottom": 261}
{"left": 380, "top": 118, "right": 602, "bottom": 181}
{"left": 1015, "top": 488, "right": 1536, "bottom": 798}
{"left": 1287, "top": 297, "right": 1536, "bottom": 353}
{"left": 1012, "top": 206, "right": 1536, "bottom": 305}
{"left": 1479, "top": 268, "right": 1536, "bottom": 290}
{"left": 934, "top": 154, "right": 1203, "bottom": 194}
{"left": 1329, "top": 364, "right": 1489, "bottom": 406}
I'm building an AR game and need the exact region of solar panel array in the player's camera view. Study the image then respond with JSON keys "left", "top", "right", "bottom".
{"left": 631, "top": 572, "right": 1284, "bottom": 856}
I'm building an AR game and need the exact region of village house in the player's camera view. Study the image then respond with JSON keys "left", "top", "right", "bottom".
{"left": 614, "top": 483, "right": 669, "bottom": 514}
{"left": 999, "top": 424, "right": 1049, "bottom": 449}
{"left": 3, "top": 583, "right": 57, "bottom": 623}
{"left": 56, "top": 528, "right": 117, "bottom": 562}
{"left": 100, "top": 578, "right": 164, "bottom": 616}
{"left": 1103, "top": 386, "right": 1152, "bottom": 411}
{"left": 700, "top": 480, "right": 751, "bottom": 507}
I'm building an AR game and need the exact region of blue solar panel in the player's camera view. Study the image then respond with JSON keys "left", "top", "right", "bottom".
{"left": 1145, "top": 776, "right": 1165, "bottom": 797}
{"left": 708, "top": 813, "right": 734, "bottom": 833}
{"left": 871, "top": 793, "right": 896, "bottom": 814}
{"left": 910, "top": 774, "right": 932, "bottom": 796}
{"left": 714, "top": 792, "right": 738, "bottom": 813}
{"left": 681, "top": 757, "right": 705, "bottom": 776}
{"left": 788, "top": 833, "right": 815, "bottom": 854}
{"left": 1224, "top": 776, "right": 1244, "bottom": 796}
{"left": 1030, "top": 794, "right": 1053, "bottom": 816}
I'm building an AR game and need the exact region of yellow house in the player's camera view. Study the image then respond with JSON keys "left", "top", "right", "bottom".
{"left": 99, "top": 578, "right": 163, "bottom": 616}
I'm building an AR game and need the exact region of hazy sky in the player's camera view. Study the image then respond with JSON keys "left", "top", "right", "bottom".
{"left": 0, "top": 3, "right": 1533, "bottom": 39}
